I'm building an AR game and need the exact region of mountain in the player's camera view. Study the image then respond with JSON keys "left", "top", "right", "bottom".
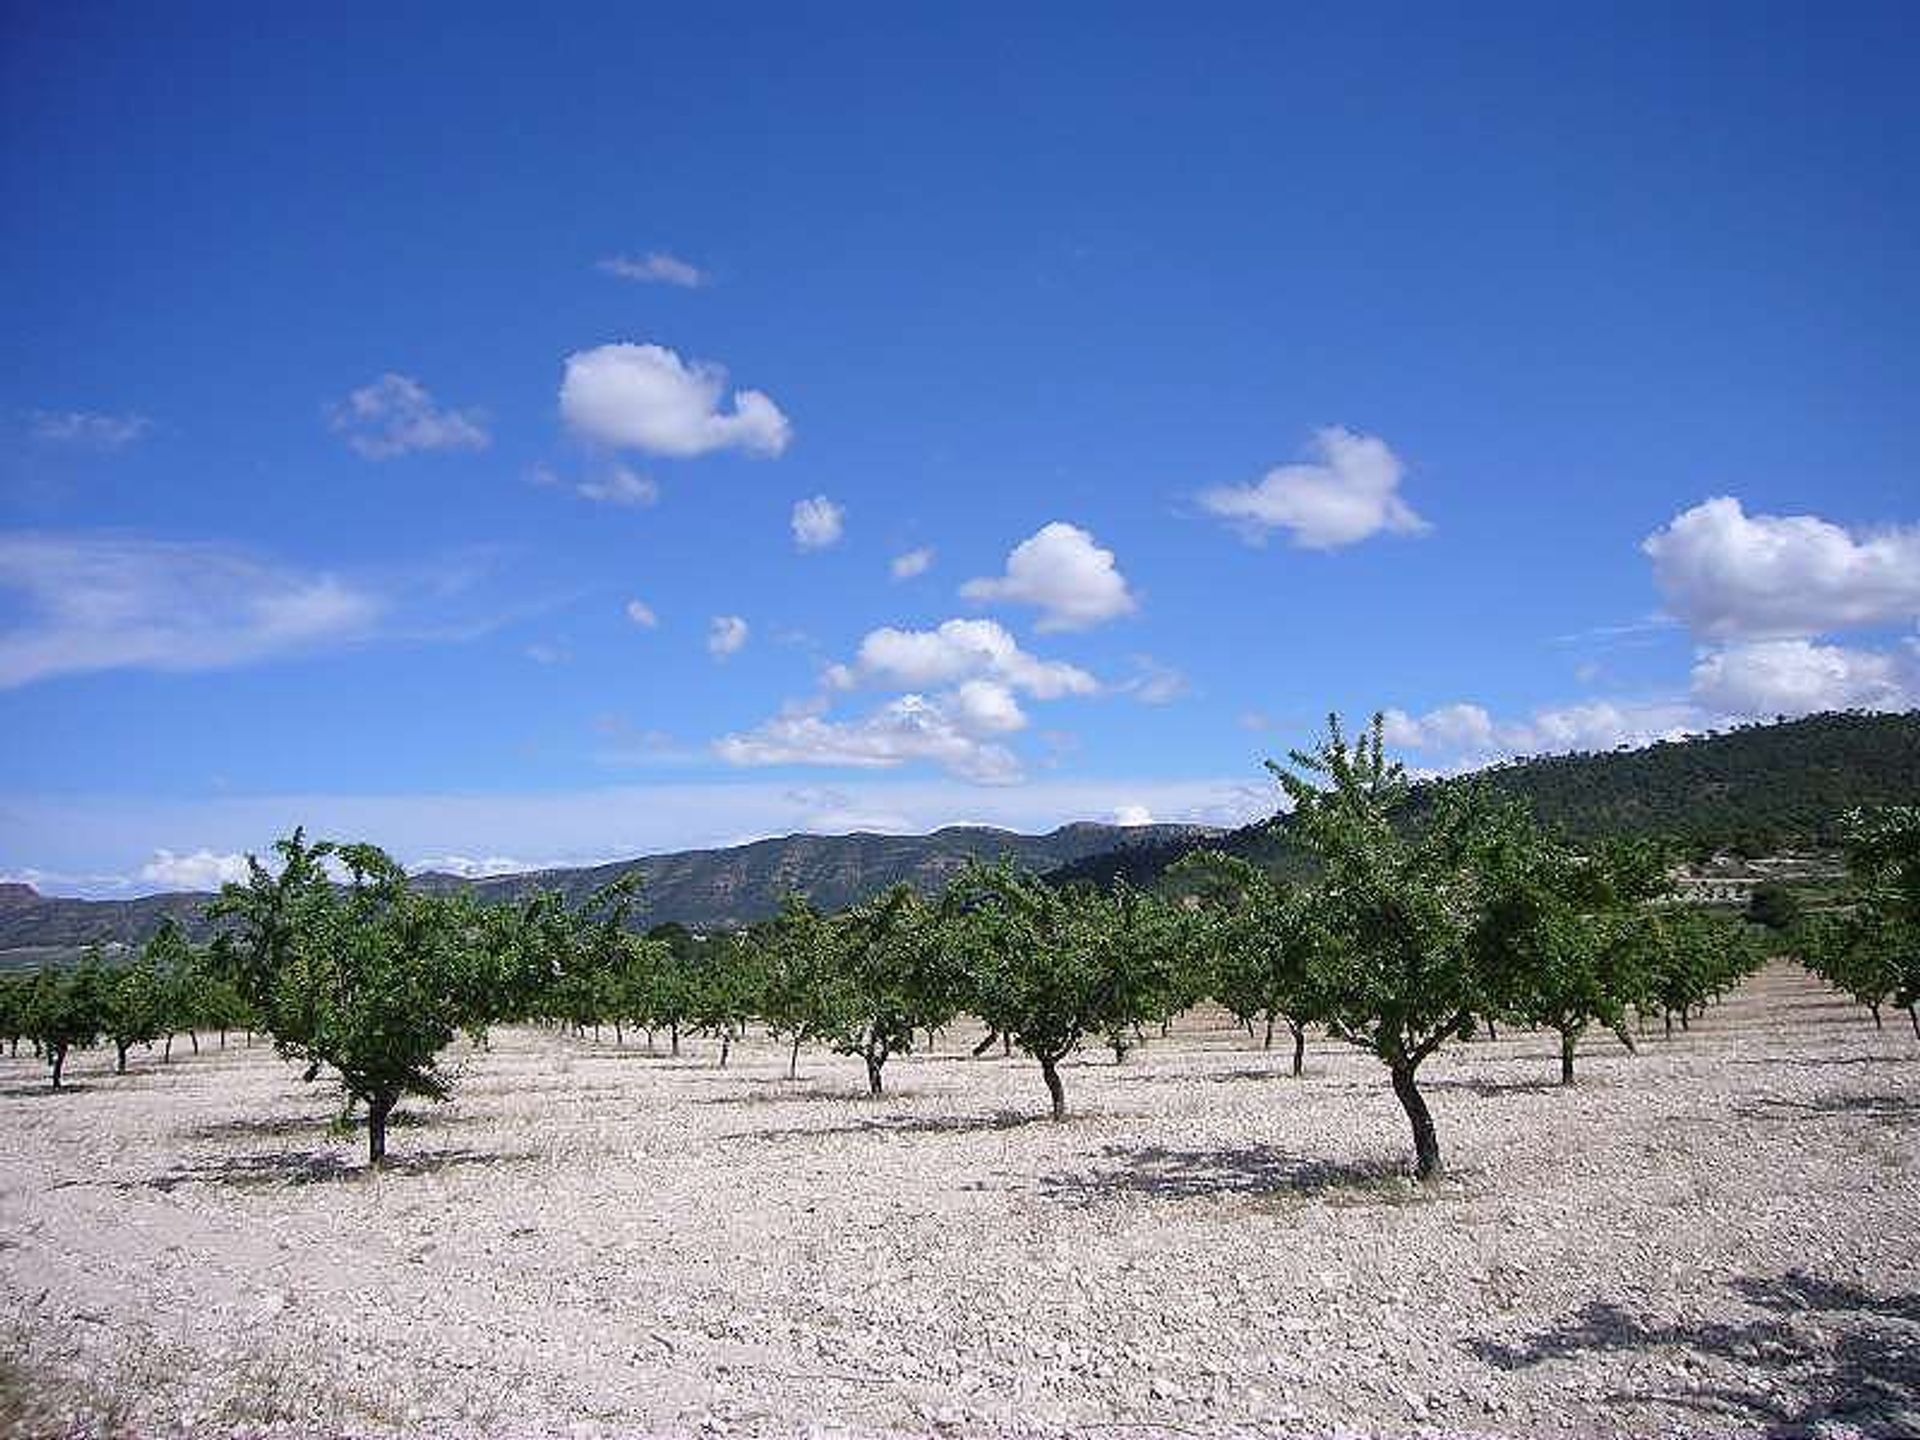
{"left": 0, "top": 821, "right": 1217, "bottom": 962}
{"left": 1051, "top": 710, "right": 1920, "bottom": 888}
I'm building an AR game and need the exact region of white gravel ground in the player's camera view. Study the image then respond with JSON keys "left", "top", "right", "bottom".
{"left": 2, "top": 960, "right": 1916, "bottom": 1439}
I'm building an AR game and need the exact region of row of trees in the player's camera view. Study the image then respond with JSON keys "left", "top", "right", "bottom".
{"left": 7, "top": 716, "right": 1824, "bottom": 1177}
{"left": 1798, "top": 806, "right": 1920, "bottom": 1036}
{"left": 0, "top": 921, "right": 253, "bottom": 1087}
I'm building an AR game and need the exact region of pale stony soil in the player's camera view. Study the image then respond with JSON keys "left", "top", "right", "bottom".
{"left": 2, "top": 961, "right": 1917, "bottom": 1440}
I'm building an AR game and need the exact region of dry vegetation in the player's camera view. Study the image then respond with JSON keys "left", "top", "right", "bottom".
{"left": 2, "top": 962, "right": 1916, "bottom": 1439}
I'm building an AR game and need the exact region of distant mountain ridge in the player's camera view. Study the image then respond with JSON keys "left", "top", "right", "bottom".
{"left": 1051, "top": 710, "right": 1920, "bottom": 888}
{"left": 0, "top": 822, "right": 1217, "bottom": 959}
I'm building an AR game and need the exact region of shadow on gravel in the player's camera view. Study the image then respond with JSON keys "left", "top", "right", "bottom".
{"left": 181, "top": 1107, "right": 476, "bottom": 1143}
{"left": 137, "top": 1146, "right": 537, "bottom": 1192}
{"left": 1426, "top": 1076, "right": 1566, "bottom": 1097}
{"left": 1465, "top": 1271, "right": 1920, "bottom": 1437}
{"left": 0, "top": 1082, "right": 96, "bottom": 1098}
{"left": 721, "top": 1110, "right": 1040, "bottom": 1143}
{"left": 1733, "top": 1093, "right": 1920, "bottom": 1124}
{"left": 1732, "top": 1054, "right": 1914, "bottom": 1069}
{"left": 1039, "top": 1143, "right": 1420, "bottom": 1206}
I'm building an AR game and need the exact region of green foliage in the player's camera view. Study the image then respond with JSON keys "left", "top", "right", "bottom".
{"left": 1055, "top": 710, "right": 1920, "bottom": 891}
{"left": 23, "top": 955, "right": 106, "bottom": 1089}
{"left": 1472, "top": 827, "right": 1670, "bottom": 1083}
{"left": 99, "top": 950, "right": 167, "bottom": 1073}
{"left": 1172, "top": 850, "right": 1330, "bottom": 1073}
{"left": 1746, "top": 882, "right": 1803, "bottom": 932}
{"left": 1799, "top": 806, "right": 1920, "bottom": 1034}
{"left": 208, "top": 830, "right": 499, "bottom": 1163}
{"left": 949, "top": 861, "right": 1173, "bottom": 1119}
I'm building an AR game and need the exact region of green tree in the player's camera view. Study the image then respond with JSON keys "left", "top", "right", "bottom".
{"left": 209, "top": 830, "right": 496, "bottom": 1164}
{"left": 822, "top": 884, "right": 959, "bottom": 1096}
{"left": 100, "top": 952, "right": 168, "bottom": 1074}
{"left": 1172, "top": 851, "right": 1330, "bottom": 1076}
{"left": 24, "top": 957, "right": 106, "bottom": 1090}
{"left": 1268, "top": 714, "right": 1494, "bottom": 1179}
{"left": 1475, "top": 830, "right": 1667, "bottom": 1084}
{"left": 1801, "top": 806, "right": 1920, "bottom": 1038}
{"left": 948, "top": 862, "right": 1157, "bottom": 1120}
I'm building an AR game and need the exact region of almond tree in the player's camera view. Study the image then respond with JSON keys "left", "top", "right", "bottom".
{"left": 1474, "top": 830, "right": 1669, "bottom": 1084}
{"left": 101, "top": 951, "right": 168, "bottom": 1074}
{"left": 25, "top": 956, "right": 106, "bottom": 1090}
{"left": 947, "top": 862, "right": 1161, "bottom": 1120}
{"left": 1172, "top": 851, "right": 1330, "bottom": 1076}
{"left": 1801, "top": 806, "right": 1920, "bottom": 1038}
{"left": 209, "top": 830, "right": 496, "bottom": 1164}
{"left": 825, "top": 884, "right": 960, "bottom": 1096}
{"left": 1269, "top": 714, "right": 1493, "bottom": 1179}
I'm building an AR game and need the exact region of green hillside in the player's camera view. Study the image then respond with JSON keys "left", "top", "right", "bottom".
{"left": 1052, "top": 710, "right": 1920, "bottom": 888}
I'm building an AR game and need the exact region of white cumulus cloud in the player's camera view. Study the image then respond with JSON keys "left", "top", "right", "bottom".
{"left": 595, "top": 252, "right": 707, "bottom": 288}
{"left": 1643, "top": 496, "right": 1920, "bottom": 641}
{"left": 330, "top": 374, "right": 489, "bottom": 459}
{"left": 1113, "top": 803, "right": 1155, "bottom": 827}
{"left": 1691, "top": 638, "right": 1916, "bottom": 717}
{"left": 890, "top": 547, "right": 935, "bottom": 580}
{"left": 715, "top": 693, "right": 1025, "bottom": 784}
{"left": 708, "top": 614, "right": 750, "bottom": 659}
{"left": 960, "top": 522, "right": 1138, "bottom": 632}
{"left": 625, "top": 599, "right": 659, "bottom": 629}
{"left": 560, "top": 342, "right": 791, "bottom": 459}
{"left": 791, "top": 496, "right": 845, "bottom": 550}
{"left": 138, "top": 849, "right": 249, "bottom": 891}
{"left": 824, "top": 618, "right": 1098, "bottom": 700}
{"left": 1199, "top": 427, "right": 1427, "bottom": 550}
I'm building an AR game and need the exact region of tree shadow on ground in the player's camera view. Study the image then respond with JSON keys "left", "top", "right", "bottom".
{"left": 720, "top": 1110, "right": 1042, "bottom": 1144}
{"left": 1731, "top": 1054, "right": 1914, "bottom": 1069}
{"left": 1038, "top": 1143, "right": 1427, "bottom": 1206}
{"left": 0, "top": 1081, "right": 101, "bottom": 1098}
{"left": 182, "top": 1107, "right": 477, "bottom": 1142}
{"left": 136, "top": 1145, "right": 537, "bottom": 1192}
{"left": 1425, "top": 1076, "right": 1567, "bottom": 1097}
{"left": 1732, "top": 1092, "right": 1920, "bottom": 1124}
{"left": 1465, "top": 1271, "right": 1920, "bottom": 1437}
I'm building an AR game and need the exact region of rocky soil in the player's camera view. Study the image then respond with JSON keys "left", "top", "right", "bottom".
{"left": 2, "top": 961, "right": 1916, "bottom": 1439}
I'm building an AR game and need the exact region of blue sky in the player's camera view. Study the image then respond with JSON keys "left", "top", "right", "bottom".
{"left": 3, "top": 3, "right": 1917, "bottom": 894}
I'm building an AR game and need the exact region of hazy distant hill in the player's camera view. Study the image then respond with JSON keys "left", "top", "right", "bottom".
{"left": 1051, "top": 710, "right": 1920, "bottom": 888}
{"left": 0, "top": 822, "right": 1217, "bottom": 961}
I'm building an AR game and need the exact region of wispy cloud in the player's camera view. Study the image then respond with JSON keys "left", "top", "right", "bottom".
{"left": 595, "top": 252, "right": 708, "bottom": 288}
{"left": 791, "top": 495, "right": 845, "bottom": 550}
{"left": 30, "top": 410, "right": 151, "bottom": 450}
{"left": 0, "top": 532, "right": 384, "bottom": 689}
{"left": 329, "top": 373, "right": 489, "bottom": 459}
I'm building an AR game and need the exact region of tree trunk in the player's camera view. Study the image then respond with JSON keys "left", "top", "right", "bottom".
{"left": 1040, "top": 1054, "right": 1067, "bottom": 1121}
{"left": 1290, "top": 1019, "right": 1306, "bottom": 1078}
{"left": 219, "top": 1028, "right": 228, "bottom": 1049}
{"left": 789, "top": 1035, "right": 802, "bottom": 1079}
{"left": 367, "top": 1091, "right": 395, "bottom": 1166}
{"left": 718, "top": 1032, "right": 731, "bottom": 1068}
{"left": 1908, "top": 1004, "right": 1919, "bottom": 1041}
{"left": 1870, "top": 1003, "right": 1883, "bottom": 1030}
{"left": 614, "top": 1020, "right": 623, "bottom": 1047}
{"left": 50, "top": 1041, "right": 67, "bottom": 1090}
{"left": 670, "top": 1023, "right": 680, "bottom": 1057}
{"left": 1263, "top": 1012, "right": 1275, "bottom": 1050}
{"left": 189, "top": 1029, "right": 199, "bottom": 1054}
{"left": 115, "top": 1041, "right": 129, "bottom": 1074}
{"left": 163, "top": 1033, "right": 173, "bottom": 1062}
{"left": 1003, "top": 1034, "right": 1012, "bottom": 1057}
{"left": 1486, "top": 1017, "right": 1499, "bottom": 1043}
{"left": 1389, "top": 1060, "right": 1442, "bottom": 1180}
{"left": 1558, "top": 1027, "right": 1577, "bottom": 1086}
{"left": 971, "top": 1028, "right": 999, "bottom": 1057}
{"left": 865, "top": 1049, "right": 885, "bottom": 1097}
